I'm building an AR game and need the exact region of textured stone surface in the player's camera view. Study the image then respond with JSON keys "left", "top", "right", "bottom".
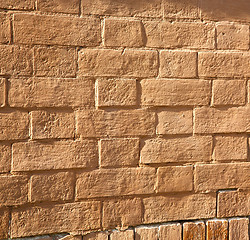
{"left": 82, "top": 232, "right": 109, "bottom": 240}
{"left": 0, "top": 144, "right": 11, "bottom": 173}
{"left": 135, "top": 227, "right": 158, "bottom": 240}
{"left": 110, "top": 230, "right": 134, "bottom": 240}
{"left": 0, "top": 208, "right": 9, "bottom": 239}
{"left": 0, "top": 78, "right": 4, "bottom": 107}
{"left": 229, "top": 218, "right": 249, "bottom": 240}
{"left": 183, "top": 222, "right": 205, "bottom": 240}
{"left": 0, "top": 0, "right": 35, "bottom": 9}
{"left": 0, "top": 13, "right": 10, "bottom": 43}
{"left": 207, "top": 220, "right": 228, "bottom": 240}
{"left": 159, "top": 224, "right": 182, "bottom": 240}
{"left": 37, "top": 0, "right": 79, "bottom": 13}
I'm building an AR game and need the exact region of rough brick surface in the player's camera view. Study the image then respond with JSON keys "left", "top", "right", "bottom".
{"left": 207, "top": 220, "right": 228, "bottom": 240}
{"left": 83, "top": 232, "right": 109, "bottom": 240}
{"left": 0, "top": 0, "right": 35, "bottom": 9}
{"left": 0, "top": 13, "right": 10, "bottom": 43}
{"left": 0, "top": 144, "right": 11, "bottom": 173}
{"left": 110, "top": 230, "right": 134, "bottom": 240}
{"left": 183, "top": 222, "right": 205, "bottom": 240}
{"left": 159, "top": 224, "right": 182, "bottom": 240}
{"left": 229, "top": 218, "right": 249, "bottom": 240}
{"left": 135, "top": 227, "right": 158, "bottom": 240}
{"left": 0, "top": 208, "right": 9, "bottom": 239}
{"left": 0, "top": 78, "right": 4, "bottom": 107}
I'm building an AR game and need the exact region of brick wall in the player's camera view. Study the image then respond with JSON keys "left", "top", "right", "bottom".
{"left": 0, "top": 0, "right": 249, "bottom": 239}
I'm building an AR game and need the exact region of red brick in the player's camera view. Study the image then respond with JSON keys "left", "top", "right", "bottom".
{"left": 79, "top": 49, "right": 158, "bottom": 77}
{"left": 207, "top": 220, "right": 228, "bottom": 240}
{"left": 141, "top": 79, "right": 211, "bottom": 106}
{"left": 159, "top": 224, "right": 182, "bottom": 240}
{"left": 143, "top": 194, "right": 216, "bottom": 223}
{"left": 76, "top": 109, "right": 155, "bottom": 137}
{"left": 0, "top": 208, "right": 9, "bottom": 239}
{"left": 0, "top": 144, "right": 11, "bottom": 173}
{"left": 160, "top": 50, "right": 197, "bottom": 78}
{"left": 183, "top": 222, "right": 205, "bottom": 240}
{"left": 13, "top": 14, "right": 101, "bottom": 46}
{"left": 76, "top": 168, "right": 156, "bottom": 199}
{"left": 11, "top": 202, "right": 101, "bottom": 238}
{"left": 141, "top": 136, "right": 212, "bottom": 164}
{"left": 12, "top": 140, "right": 98, "bottom": 171}
{"left": 0, "top": 13, "right": 10, "bottom": 43}
{"left": 0, "top": 175, "right": 28, "bottom": 206}
{"left": 229, "top": 218, "right": 249, "bottom": 240}
{"left": 0, "top": 0, "right": 35, "bottom": 10}
{"left": 9, "top": 78, "right": 94, "bottom": 108}
{"left": 30, "top": 172, "right": 74, "bottom": 202}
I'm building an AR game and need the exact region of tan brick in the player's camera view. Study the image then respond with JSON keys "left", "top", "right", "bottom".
{"left": 0, "top": 144, "right": 11, "bottom": 173}
{"left": 76, "top": 109, "right": 155, "bottom": 137}
{"left": 160, "top": 51, "right": 197, "bottom": 78}
{"left": 31, "top": 110, "right": 75, "bottom": 139}
{"left": 145, "top": 21, "right": 214, "bottom": 49}
{"left": 100, "top": 138, "right": 139, "bottom": 167}
{"left": 143, "top": 194, "right": 216, "bottom": 223}
{"left": 194, "top": 106, "right": 250, "bottom": 133}
{"left": 183, "top": 222, "right": 205, "bottom": 240}
{"left": 82, "top": 0, "right": 162, "bottom": 17}
{"left": 83, "top": 232, "right": 109, "bottom": 240}
{"left": 218, "top": 191, "right": 250, "bottom": 218}
{"left": 97, "top": 79, "right": 137, "bottom": 107}
{"left": 0, "top": 45, "right": 32, "bottom": 76}
{"left": 62, "top": 236, "right": 82, "bottom": 240}
{"left": 157, "top": 110, "right": 193, "bottom": 134}
{"left": 31, "top": 172, "right": 74, "bottom": 202}
{"left": 0, "top": 208, "right": 9, "bottom": 239}
{"left": 0, "top": 111, "right": 29, "bottom": 140}
{"left": 214, "top": 136, "right": 248, "bottom": 161}
{"left": 76, "top": 168, "right": 156, "bottom": 199}
{"left": 104, "top": 19, "right": 144, "bottom": 47}
{"left": 34, "top": 47, "right": 77, "bottom": 78}
{"left": 217, "top": 24, "right": 249, "bottom": 50}
{"left": 79, "top": 49, "right": 158, "bottom": 77}
{"left": 157, "top": 166, "right": 193, "bottom": 193}
{"left": 11, "top": 202, "right": 101, "bottom": 238}
{"left": 229, "top": 218, "right": 249, "bottom": 240}
{"left": 141, "top": 136, "right": 212, "bottom": 164}
{"left": 0, "top": 13, "right": 10, "bottom": 43}
{"left": 200, "top": 0, "right": 250, "bottom": 22}
{"left": 198, "top": 52, "right": 250, "bottom": 77}
{"left": 9, "top": 78, "right": 94, "bottom": 108}
{"left": 0, "top": 175, "right": 28, "bottom": 206}
{"left": 212, "top": 80, "right": 246, "bottom": 106}
{"left": 141, "top": 79, "right": 211, "bottom": 106}
{"left": 207, "top": 220, "right": 228, "bottom": 240}
{"left": 195, "top": 163, "right": 250, "bottom": 192}
{"left": 135, "top": 227, "right": 158, "bottom": 240}
{"left": 163, "top": 0, "right": 198, "bottom": 18}
{"left": 0, "top": 0, "right": 35, "bottom": 9}
{"left": 37, "top": 0, "right": 79, "bottom": 14}
{"left": 13, "top": 14, "right": 101, "bottom": 46}
{"left": 110, "top": 230, "right": 134, "bottom": 240}
{"left": 159, "top": 224, "right": 182, "bottom": 240}
{"left": 12, "top": 140, "right": 98, "bottom": 171}
{"left": 0, "top": 78, "right": 4, "bottom": 107}
{"left": 103, "top": 198, "right": 142, "bottom": 229}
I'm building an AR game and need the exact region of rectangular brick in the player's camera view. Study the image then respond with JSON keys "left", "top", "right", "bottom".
{"left": 0, "top": 78, "right": 4, "bottom": 107}
{"left": 100, "top": 138, "right": 139, "bottom": 167}
{"left": 0, "top": 13, "right": 10, "bottom": 43}
{"left": 195, "top": 163, "right": 250, "bottom": 192}
{"left": 37, "top": 0, "right": 79, "bottom": 14}
{"left": 159, "top": 224, "right": 182, "bottom": 240}
{"left": 141, "top": 136, "right": 212, "bottom": 164}
{"left": 194, "top": 106, "right": 250, "bottom": 133}
{"left": 12, "top": 140, "right": 98, "bottom": 171}
{"left": 83, "top": 232, "right": 109, "bottom": 240}
{"left": 0, "top": 45, "right": 32, "bottom": 76}
{"left": 198, "top": 52, "right": 250, "bottom": 77}
{"left": 104, "top": 19, "right": 144, "bottom": 47}
{"left": 163, "top": 0, "right": 198, "bottom": 18}
{"left": 103, "top": 198, "right": 142, "bottom": 229}
{"left": 183, "top": 222, "right": 205, "bottom": 240}
{"left": 9, "top": 78, "right": 94, "bottom": 108}
{"left": 218, "top": 191, "right": 250, "bottom": 218}
{"left": 34, "top": 46, "right": 77, "bottom": 78}
{"left": 157, "top": 166, "right": 193, "bottom": 193}
{"left": 11, "top": 202, "right": 101, "bottom": 238}
{"left": 13, "top": 14, "right": 101, "bottom": 46}
{"left": 214, "top": 136, "right": 248, "bottom": 161}
{"left": 145, "top": 21, "right": 214, "bottom": 49}
{"left": 31, "top": 110, "right": 75, "bottom": 139}
{"left": 0, "top": 111, "right": 29, "bottom": 140}
{"left": 110, "top": 230, "right": 134, "bottom": 240}
{"left": 217, "top": 24, "right": 249, "bottom": 50}
{"left": 229, "top": 218, "right": 249, "bottom": 240}
{"left": 160, "top": 51, "right": 197, "bottom": 78}
{"left": 157, "top": 110, "right": 193, "bottom": 134}
{"left": 31, "top": 172, "right": 74, "bottom": 202}
{"left": 82, "top": 0, "right": 162, "bottom": 17}
{"left": 200, "top": 0, "right": 250, "bottom": 22}
{"left": 97, "top": 79, "right": 137, "bottom": 107}
{"left": 135, "top": 227, "right": 158, "bottom": 240}
{"left": 0, "top": 0, "right": 35, "bottom": 10}
{"left": 143, "top": 193, "right": 216, "bottom": 223}
{"left": 76, "top": 168, "right": 156, "bottom": 199}
{"left": 0, "top": 144, "right": 11, "bottom": 173}
{"left": 141, "top": 79, "right": 210, "bottom": 106}
{"left": 207, "top": 220, "right": 228, "bottom": 240}
{"left": 0, "top": 208, "right": 9, "bottom": 239}
{"left": 212, "top": 80, "right": 246, "bottom": 106}
{"left": 0, "top": 175, "right": 28, "bottom": 206}
{"left": 79, "top": 49, "right": 158, "bottom": 77}
{"left": 76, "top": 109, "right": 155, "bottom": 137}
